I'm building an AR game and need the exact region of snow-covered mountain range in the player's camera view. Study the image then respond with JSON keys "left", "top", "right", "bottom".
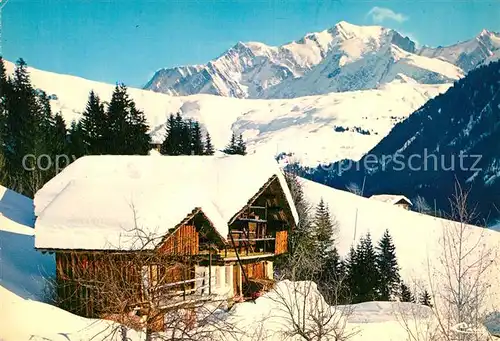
{"left": 143, "top": 21, "right": 500, "bottom": 99}
{"left": 418, "top": 29, "right": 500, "bottom": 72}
{"left": 4, "top": 60, "right": 449, "bottom": 166}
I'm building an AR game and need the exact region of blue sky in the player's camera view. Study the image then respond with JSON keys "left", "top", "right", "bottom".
{"left": 2, "top": 0, "right": 500, "bottom": 87}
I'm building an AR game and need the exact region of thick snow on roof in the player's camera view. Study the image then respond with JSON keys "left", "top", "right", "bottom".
{"left": 369, "top": 194, "right": 412, "bottom": 206}
{"left": 34, "top": 154, "right": 298, "bottom": 250}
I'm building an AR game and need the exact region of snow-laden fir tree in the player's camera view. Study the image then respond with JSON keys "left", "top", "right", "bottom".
{"left": 399, "top": 281, "right": 415, "bottom": 303}
{"left": 236, "top": 133, "right": 247, "bottom": 155}
{"left": 419, "top": 288, "right": 432, "bottom": 307}
{"left": 223, "top": 132, "right": 237, "bottom": 154}
{"left": 204, "top": 131, "right": 214, "bottom": 155}
{"left": 376, "top": 229, "right": 400, "bottom": 300}
{"left": 223, "top": 132, "right": 246, "bottom": 155}
{"left": 190, "top": 120, "right": 204, "bottom": 155}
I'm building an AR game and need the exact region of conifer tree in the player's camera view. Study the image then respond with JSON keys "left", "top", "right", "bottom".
{"left": 160, "top": 114, "right": 177, "bottom": 155}
{"left": 190, "top": 121, "right": 204, "bottom": 155}
{"left": 0, "top": 58, "right": 69, "bottom": 195}
{"left": 347, "top": 233, "right": 380, "bottom": 303}
{"left": 419, "top": 289, "right": 432, "bottom": 307}
{"left": 126, "top": 101, "right": 150, "bottom": 154}
{"left": 0, "top": 57, "right": 8, "bottom": 186}
{"left": 175, "top": 113, "right": 189, "bottom": 154}
{"left": 68, "top": 121, "right": 86, "bottom": 158}
{"left": 235, "top": 133, "right": 247, "bottom": 155}
{"left": 0, "top": 56, "right": 6, "bottom": 89}
{"left": 223, "top": 132, "right": 247, "bottom": 155}
{"left": 284, "top": 172, "right": 314, "bottom": 253}
{"left": 0, "top": 56, "right": 8, "bottom": 121}
{"left": 313, "top": 198, "right": 336, "bottom": 284}
{"left": 105, "top": 84, "right": 150, "bottom": 155}
{"left": 314, "top": 198, "right": 335, "bottom": 249}
{"left": 223, "top": 132, "right": 237, "bottom": 154}
{"left": 52, "top": 113, "right": 68, "bottom": 155}
{"left": 80, "top": 90, "right": 106, "bottom": 154}
{"left": 376, "top": 229, "right": 400, "bottom": 301}
{"left": 204, "top": 131, "right": 214, "bottom": 155}
{"left": 345, "top": 245, "right": 359, "bottom": 300}
{"left": 400, "top": 281, "right": 415, "bottom": 303}
{"left": 106, "top": 84, "right": 130, "bottom": 154}
{"left": 360, "top": 233, "right": 380, "bottom": 302}
{"left": 2, "top": 59, "right": 40, "bottom": 196}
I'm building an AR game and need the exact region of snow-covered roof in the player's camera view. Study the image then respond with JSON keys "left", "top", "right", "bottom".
{"left": 34, "top": 154, "right": 298, "bottom": 251}
{"left": 369, "top": 194, "right": 412, "bottom": 206}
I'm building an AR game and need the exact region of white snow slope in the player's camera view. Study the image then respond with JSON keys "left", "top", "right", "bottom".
{"left": 0, "top": 185, "right": 54, "bottom": 300}
{"left": 2, "top": 180, "right": 500, "bottom": 339}
{"left": 144, "top": 21, "right": 462, "bottom": 99}
{"left": 4, "top": 60, "right": 450, "bottom": 166}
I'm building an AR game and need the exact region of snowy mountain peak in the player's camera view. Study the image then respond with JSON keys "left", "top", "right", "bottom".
{"left": 480, "top": 28, "right": 491, "bottom": 37}
{"left": 331, "top": 20, "right": 387, "bottom": 38}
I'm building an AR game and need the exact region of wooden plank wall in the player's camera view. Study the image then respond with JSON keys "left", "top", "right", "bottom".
{"left": 158, "top": 225, "right": 199, "bottom": 255}
{"left": 56, "top": 252, "right": 142, "bottom": 318}
{"left": 243, "top": 261, "right": 266, "bottom": 281}
{"left": 275, "top": 230, "right": 288, "bottom": 255}
{"left": 55, "top": 251, "right": 197, "bottom": 319}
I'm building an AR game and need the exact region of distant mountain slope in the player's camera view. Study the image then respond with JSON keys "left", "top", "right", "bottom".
{"left": 4, "top": 60, "right": 449, "bottom": 166}
{"left": 304, "top": 61, "right": 500, "bottom": 224}
{"left": 418, "top": 29, "right": 500, "bottom": 72}
{"left": 144, "top": 21, "right": 462, "bottom": 99}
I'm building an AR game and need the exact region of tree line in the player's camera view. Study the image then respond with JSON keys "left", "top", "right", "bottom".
{"left": 0, "top": 58, "right": 247, "bottom": 198}
{"left": 279, "top": 172, "right": 432, "bottom": 307}
{"left": 158, "top": 113, "right": 246, "bottom": 156}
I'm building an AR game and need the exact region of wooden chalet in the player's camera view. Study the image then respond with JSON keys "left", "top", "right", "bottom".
{"left": 369, "top": 194, "right": 412, "bottom": 210}
{"left": 34, "top": 155, "right": 298, "bottom": 326}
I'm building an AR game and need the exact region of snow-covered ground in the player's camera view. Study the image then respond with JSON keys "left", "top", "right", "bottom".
{"left": 2, "top": 179, "right": 499, "bottom": 340}
{"left": 4, "top": 60, "right": 449, "bottom": 166}
{"left": 0, "top": 185, "right": 54, "bottom": 300}
{"left": 302, "top": 179, "right": 500, "bottom": 308}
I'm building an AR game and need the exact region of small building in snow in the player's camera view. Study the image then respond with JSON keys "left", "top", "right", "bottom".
{"left": 369, "top": 194, "right": 412, "bottom": 210}
{"left": 34, "top": 154, "right": 298, "bottom": 325}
